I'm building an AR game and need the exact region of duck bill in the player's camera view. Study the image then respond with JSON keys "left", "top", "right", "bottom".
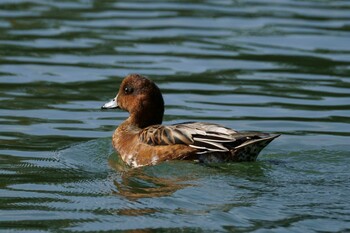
{"left": 101, "top": 96, "right": 119, "bottom": 109}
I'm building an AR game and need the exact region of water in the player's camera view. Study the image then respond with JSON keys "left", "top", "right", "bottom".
{"left": 1, "top": 0, "right": 350, "bottom": 232}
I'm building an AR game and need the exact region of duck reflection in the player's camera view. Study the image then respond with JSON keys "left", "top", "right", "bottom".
{"left": 108, "top": 153, "right": 193, "bottom": 200}
{"left": 108, "top": 152, "right": 278, "bottom": 200}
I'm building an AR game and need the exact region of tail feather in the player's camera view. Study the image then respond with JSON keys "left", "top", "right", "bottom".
{"left": 231, "top": 134, "right": 280, "bottom": 161}
{"left": 197, "top": 134, "right": 280, "bottom": 163}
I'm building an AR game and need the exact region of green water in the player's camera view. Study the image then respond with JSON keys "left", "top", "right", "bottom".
{"left": 1, "top": 0, "right": 350, "bottom": 232}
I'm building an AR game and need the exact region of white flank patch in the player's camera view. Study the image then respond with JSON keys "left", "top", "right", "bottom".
{"left": 151, "top": 155, "right": 159, "bottom": 165}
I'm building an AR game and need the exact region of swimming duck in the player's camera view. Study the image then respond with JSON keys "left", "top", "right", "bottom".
{"left": 102, "top": 74, "right": 279, "bottom": 167}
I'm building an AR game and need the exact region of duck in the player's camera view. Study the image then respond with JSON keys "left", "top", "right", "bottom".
{"left": 102, "top": 74, "right": 279, "bottom": 168}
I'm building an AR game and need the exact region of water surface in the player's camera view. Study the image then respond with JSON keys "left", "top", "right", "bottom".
{"left": 1, "top": 0, "right": 350, "bottom": 232}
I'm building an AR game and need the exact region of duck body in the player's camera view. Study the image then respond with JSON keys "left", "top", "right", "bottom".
{"left": 102, "top": 74, "right": 279, "bottom": 168}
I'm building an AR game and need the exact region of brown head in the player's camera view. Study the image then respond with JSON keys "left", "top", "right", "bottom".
{"left": 102, "top": 74, "right": 164, "bottom": 128}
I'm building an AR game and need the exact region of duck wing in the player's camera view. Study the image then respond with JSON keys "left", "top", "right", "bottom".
{"left": 139, "top": 122, "right": 277, "bottom": 154}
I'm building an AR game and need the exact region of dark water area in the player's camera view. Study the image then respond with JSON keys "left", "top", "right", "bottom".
{"left": 1, "top": 0, "right": 350, "bottom": 232}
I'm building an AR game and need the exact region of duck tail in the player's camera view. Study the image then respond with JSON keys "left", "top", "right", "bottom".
{"left": 230, "top": 134, "right": 280, "bottom": 162}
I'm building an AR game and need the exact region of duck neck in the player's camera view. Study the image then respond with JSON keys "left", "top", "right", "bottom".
{"left": 129, "top": 108, "right": 164, "bottom": 129}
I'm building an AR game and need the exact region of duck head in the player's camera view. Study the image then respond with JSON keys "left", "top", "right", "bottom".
{"left": 102, "top": 74, "right": 164, "bottom": 128}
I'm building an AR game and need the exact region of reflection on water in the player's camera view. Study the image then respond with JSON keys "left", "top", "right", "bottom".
{"left": 111, "top": 164, "right": 193, "bottom": 200}
{"left": 1, "top": 0, "right": 350, "bottom": 232}
{"left": 109, "top": 151, "right": 194, "bottom": 200}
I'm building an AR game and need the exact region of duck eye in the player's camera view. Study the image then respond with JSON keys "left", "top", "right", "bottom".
{"left": 124, "top": 86, "right": 133, "bottom": 94}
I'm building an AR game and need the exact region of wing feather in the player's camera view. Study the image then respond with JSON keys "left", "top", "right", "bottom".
{"left": 139, "top": 122, "right": 270, "bottom": 154}
{"left": 190, "top": 137, "right": 229, "bottom": 152}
